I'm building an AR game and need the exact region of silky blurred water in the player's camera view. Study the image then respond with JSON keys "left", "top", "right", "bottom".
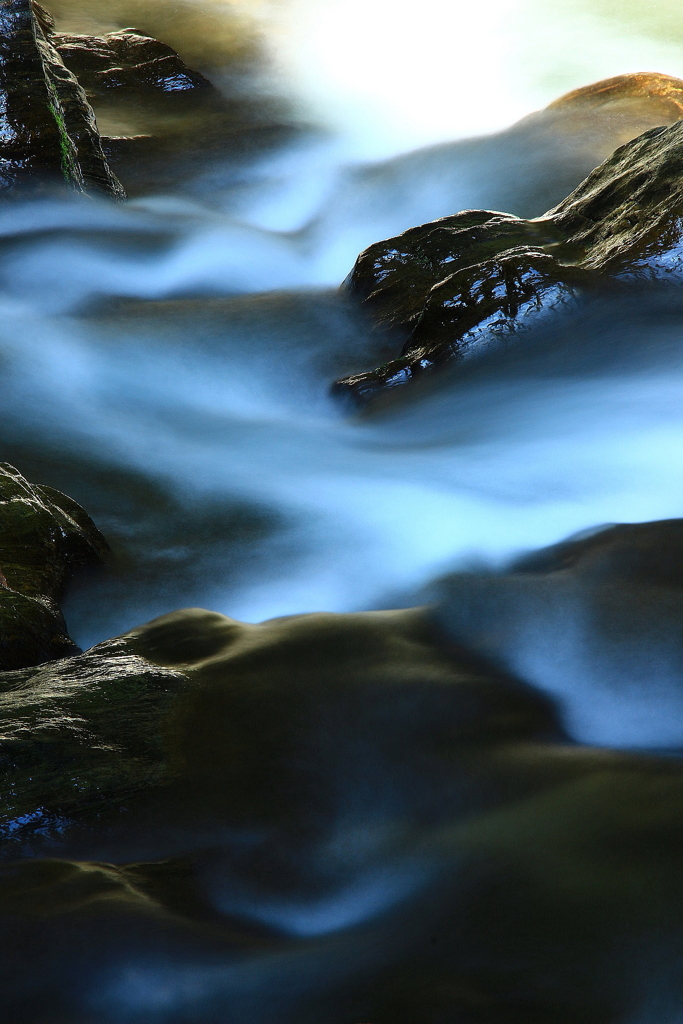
{"left": 5, "top": 0, "right": 683, "bottom": 652}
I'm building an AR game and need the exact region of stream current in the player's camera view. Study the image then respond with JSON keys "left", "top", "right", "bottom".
{"left": 5, "top": 0, "right": 683, "bottom": 648}
{"left": 0, "top": 1, "right": 680, "bottom": 665}
{"left": 5, "top": 2, "right": 683, "bottom": 1021}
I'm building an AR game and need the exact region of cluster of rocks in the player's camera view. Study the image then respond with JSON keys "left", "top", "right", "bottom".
{"left": 0, "top": 0, "right": 125, "bottom": 196}
{"left": 0, "top": 0, "right": 288, "bottom": 198}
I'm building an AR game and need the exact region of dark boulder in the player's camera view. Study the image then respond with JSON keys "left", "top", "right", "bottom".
{"left": 0, "top": 463, "right": 108, "bottom": 669}
{"left": 0, "top": 605, "right": 682, "bottom": 1022}
{"left": 48, "top": 17, "right": 297, "bottom": 197}
{"left": 334, "top": 112, "right": 683, "bottom": 404}
{"left": 0, "top": 0, "right": 125, "bottom": 197}
{"left": 53, "top": 27, "right": 214, "bottom": 97}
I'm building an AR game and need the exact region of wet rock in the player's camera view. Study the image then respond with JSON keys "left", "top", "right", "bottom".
{"left": 53, "top": 27, "right": 213, "bottom": 97}
{"left": 0, "top": 635, "right": 190, "bottom": 840}
{"left": 0, "top": 0, "right": 124, "bottom": 197}
{"left": 311, "top": 72, "right": 683, "bottom": 275}
{"left": 0, "top": 463, "right": 108, "bottom": 670}
{"left": 44, "top": 8, "right": 299, "bottom": 197}
{"left": 47, "top": 13, "right": 219, "bottom": 198}
{"left": 333, "top": 112, "right": 683, "bottom": 404}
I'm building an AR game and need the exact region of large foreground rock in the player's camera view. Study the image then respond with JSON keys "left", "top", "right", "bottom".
{"left": 333, "top": 102, "right": 683, "bottom": 404}
{"left": 0, "top": 594, "right": 682, "bottom": 1021}
{"left": 2, "top": 469, "right": 683, "bottom": 1021}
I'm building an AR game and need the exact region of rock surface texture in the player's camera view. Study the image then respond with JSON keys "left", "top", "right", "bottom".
{"left": 0, "top": 463, "right": 108, "bottom": 669}
{"left": 0, "top": 0, "right": 125, "bottom": 196}
{"left": 334, "top": 104, "right": 683, "bottom": 404}
{"left": 53, "top": 27, "right": 213, "bottom": 97}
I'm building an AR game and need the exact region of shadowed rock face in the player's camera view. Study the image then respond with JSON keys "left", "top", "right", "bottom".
{"left": 0, "top": 603, "right": 683, "bottom": 1021}
{"left": 333, "top": 91, "right": 683, "bottom": 405}
{"left": 0, "top": 463, "right": 108, "bottom": 669}
{"left": 1, "top": 470, "right": 683, "bottom": 1019}
{"left": 0, "top": 0, "right": 125, "bottom": 196}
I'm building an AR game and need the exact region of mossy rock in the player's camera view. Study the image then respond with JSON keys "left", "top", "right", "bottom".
{"left": 0, "top": 0, "right": 123, "bottom": 196}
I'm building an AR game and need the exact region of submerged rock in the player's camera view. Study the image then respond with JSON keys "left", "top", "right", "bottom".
{"left": 434, "top": 517, "right": 683, "bottom": 748}
{"left": 0, "top": 463, "right": 108, "bottom": 669}
{"left": 0, "top": 0, "right": 124, "bottom": 197}
{"left": 333, "top": 110, "right": 683, "bottom": 404}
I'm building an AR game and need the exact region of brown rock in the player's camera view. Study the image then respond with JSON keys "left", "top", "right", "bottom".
{"left": 333, "top": 80, "right": 683, "bottom": 405}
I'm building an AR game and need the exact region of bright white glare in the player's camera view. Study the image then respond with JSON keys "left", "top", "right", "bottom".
{"left": 253, "top": 0, "right": 683, "bottom": 158}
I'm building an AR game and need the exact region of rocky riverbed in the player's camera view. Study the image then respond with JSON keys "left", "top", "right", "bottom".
{"left": 3, "top": 1, "right": 683, "bottom": 1022}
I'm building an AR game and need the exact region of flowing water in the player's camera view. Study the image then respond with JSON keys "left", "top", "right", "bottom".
{"left": 7, "top": 1, "right": 683, "bottom": 648}
{"left": 6, "top": 2, "right": 683, "bottom": 1020}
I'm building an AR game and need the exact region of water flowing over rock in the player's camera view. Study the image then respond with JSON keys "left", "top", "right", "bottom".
{"left": 0, "top": 0, "right": 125, "bottom": 197}
{"left": 0, "top": 464, "right": 108, "bottom": 669}
{"left": 313, "top": 72, "right": 683, "bottom": 266}
{"left": 434, "top": 517, "right": 683, "bottom": 748}
{"left": 2, "top": 470, "right": 683, "bottom": 1019}
{"left": 333, "top": 97, "right": 683, "bottom": 405}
